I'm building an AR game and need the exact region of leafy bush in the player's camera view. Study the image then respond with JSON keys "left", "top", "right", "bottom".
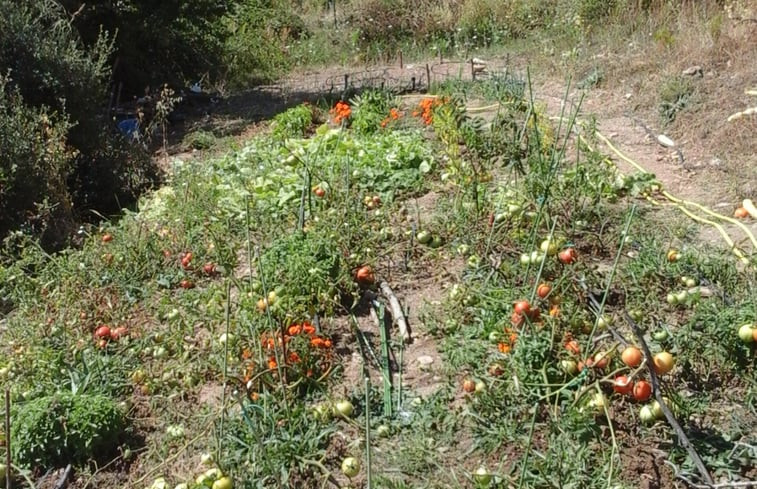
{"left": 0, "top": 0, "right": 158, "bottom": 248}
{"left": 271, "top": 103, "right": 315, "bottom": 141}
{"left": 223, "top": 0, "right": 306, "bottom": 86}
{"left": 0, "top": 76, "right": 75, "bottom": 245}
{"left": 350, "top": 90, "right": 398, "bottom": 135}
{"left": 60, "top": 0, "right": 231, "bottom": 95}
{"left": 12, "top": 392, "right": 127, "bottom": 469}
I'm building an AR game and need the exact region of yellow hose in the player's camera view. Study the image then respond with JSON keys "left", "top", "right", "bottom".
{"left": 588, "top": 130, "right": 754, "bottom": 263}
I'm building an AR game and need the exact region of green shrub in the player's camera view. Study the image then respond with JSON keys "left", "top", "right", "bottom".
{"left": 350, "top": 90, "right": 397, "bottom": 135}
{"left": 12, "top": 391, "right": 127, "bottom": 469}
{"left": 223, "top": 0, "right": 306, "bottom": 86}
{"left": 271, "top": 103, "right": 315, "bottom": 141}
{"left": 60, "top": 0, "right": 231, "bottom": 94}
{"left": 0, "top": 76, "right": 75, "bottom": 245}
{"left": 0, "top": 0, "right": 158, "bottom": 247}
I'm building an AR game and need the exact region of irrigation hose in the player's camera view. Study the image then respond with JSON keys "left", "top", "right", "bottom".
{"left": 580, "top": 129, "right": 755, "bottom": 264}
{"left": 592, "top": 130, "right": 757, "bottom": 249}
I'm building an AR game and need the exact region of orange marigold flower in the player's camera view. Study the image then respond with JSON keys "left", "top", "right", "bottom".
{"left": 268, "top": 357, "right": 278, "bottom": 369}
{"left": 498, "top": 342, "right": 512, "bottom": 354}
{"left": 389, "top": 108, "right": 401, "bottom": 119}
{"left": 310, "top": 337, "right": 325, "bottom": 348}
{"left": 242, "top": 347, "right": 252, "bottom": 360}
{"left": 288, "top": 352, "right": 301, "bottom": 363}
{"left": 323, "top": 339, "right": 333, "bottom": 348}
{"left": 330, "top": 101, "right": 352, "bottom": 124}
{"left": 250, "top": 392, "right": 260, "bottom": 401}
{"left": 303, "top": 323, "right": 316, "bottom": 335}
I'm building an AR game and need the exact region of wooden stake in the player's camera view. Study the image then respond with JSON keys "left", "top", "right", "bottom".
{"left": 5, "top": 389, "right": 11, "bottom": 489}
{"left": 399, "top": 51, "right": 403, "bottom": 69}
{"left": 425, "top": 64, "right": 431, "bottom": 91}
{"left": 378, "top": 281, "right": 410, "bottom": 343}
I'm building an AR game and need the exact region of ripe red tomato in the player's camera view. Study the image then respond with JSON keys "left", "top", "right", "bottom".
{"left": 577, "top": 357, "right": 594, "bottom": 372}
{"left": 355, "top": 265, "right": 375, "bottom": 284}
{"left": 94, "top": 325, "right": 111, "bottom": 339}
{"left": 180, "top": 279, "right": 195, "bottom": 289}
{"left": 102, "top": 233, "right": 113, "bottom": 243}
{"left": 202, "top": 262, "right": 216, "bottom": 275}
{"left": 633, "top": 380, "right": 652, "bottom": 401}
{"left": 613, "top": 375, "right": 634, "bottom": 395}
{"left": 536, "top": 283, "right": 551, "bottom": 299}
{"left": 110, "top": 326, "right": 128, "bottom": 340}
{"left": 558, "top": 248, "right": 577, "bottom": 264}
{"left": 313, "top": 186, "right": 326, "bottom": 198}
{"left": 513, "top": 300, "right": 531, "bottom": 316}
{"left": 462, "top": 378, "right": 476, "bottom": 393}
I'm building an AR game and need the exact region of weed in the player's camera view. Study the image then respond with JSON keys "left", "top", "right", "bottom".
{"left": 659, "top": 76, "right": 694, "bottom": 125}
{"left": 12, "top": 391, "right": 127, "bottom": 468}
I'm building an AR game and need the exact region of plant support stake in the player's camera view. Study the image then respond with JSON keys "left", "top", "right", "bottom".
{"left": 5, "top": 388, "right": 11, "bottom": 489}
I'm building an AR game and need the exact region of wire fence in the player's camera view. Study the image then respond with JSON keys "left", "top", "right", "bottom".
{"left": 275, "top": 53, "right": 521, "bottom": 100}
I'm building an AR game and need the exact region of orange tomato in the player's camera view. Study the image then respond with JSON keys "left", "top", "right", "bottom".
{"left": 652, "top": 351, "right": 675, "bottom": 375}
{"left": 536, "top": 283, "right": 551, "bottom": 299}
{"left": 565, "top": 340, "right": 580, "bottom": 355}
{"left": 621, "top": 346, "right": 643, "bottom": 367}
{"left": 734, "top": 207, "right": 749, "bottom": 218}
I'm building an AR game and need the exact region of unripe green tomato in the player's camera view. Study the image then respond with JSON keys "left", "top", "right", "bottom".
{"left": 212, "top": 477, "right": 233, "bottom": 489}
{"left": 737, "top": 324, "right": 755, "bottom": 343}
{"left": 473, "top": 466, "right": 492, "bottom": 485}
{"left": 650, "top": 400, "right": 664, "bottom": 420}
{"left": 653, "top": 329, "right": 668, "bottom": 341}
{"left": 334, "top": 399, "right": 354, "bottom": 417}
{"left": 639, "top": 405, "right": 656, "bottom": 424}
{"left": 560, "top": 359, "right": 578, "bottom": 376}
{"left": 341, "top": 457, "right": 360, "bottom": 478}
{"left": 376, "top": 424, "right": 391, "bottom": 437}
{"left": 416, "top": 230, "right": 432, "bottom": 244}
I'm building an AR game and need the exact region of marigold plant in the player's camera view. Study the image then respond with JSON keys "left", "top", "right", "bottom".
{"left": 329, "top": 101, "right": 352, "bottom": 124}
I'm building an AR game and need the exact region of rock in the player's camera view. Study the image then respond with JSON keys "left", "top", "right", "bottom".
{"left": 417, "top": 355, "right": 434, "bottom": 366}
{"left": 682, "top": 65, "right": 703, "bottom": 77}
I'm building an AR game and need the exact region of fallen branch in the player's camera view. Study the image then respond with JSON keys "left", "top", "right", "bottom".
{"left": 378, "top": 281, "right": 410, "bottom": 343}
{"left": 622, "top": 311, "right": 714, "bottom": 485}
{"left": 53, "top": 465, "right": 73, "bottom": 489}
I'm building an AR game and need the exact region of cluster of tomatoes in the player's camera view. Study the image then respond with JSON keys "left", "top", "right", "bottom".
{"left": 93, "top": 324, "right": 129, "bottom": 348}
{"left": 168, "top": 251, "right": 217, "bottom": 289}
